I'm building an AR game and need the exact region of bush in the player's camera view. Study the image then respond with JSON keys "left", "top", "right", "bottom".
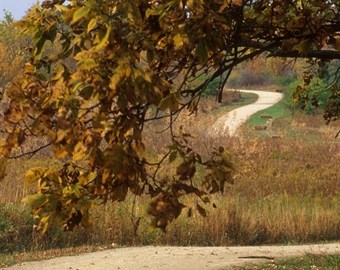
{"left": 202, "top": 77, "right": 220, "bottom": 96}
{"left": 275, "top": 74, "right": 298, "bottom": 87}
{"left": 0, "top": 204, "right": 34, "bottom": 253}
{"left": 284, "top": 77, "right": 330, "bottom": 115}
{"left": 0, "top": 203, "right": 98, "bottom": 253}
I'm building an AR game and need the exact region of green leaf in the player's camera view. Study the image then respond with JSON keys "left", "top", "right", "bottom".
{"left": 34, "top": 37, "right": 46, "bottom": 59}
{"left": 145, "top": 7, "right": 163, "bottom": 18}
{"left": 51, "top": 64, "right": 65, "bottom": 81}
{"left": 195, "top": 39, "right": 208, "bottom": 63}
{"left": 72, "top": 6, "right": 91, "bottom": 24}
{"left": 22, "top": 194, "right": 48, "bottom": 208}
{"left": 169, "top": 151, "right": 177, "bottom": 163}
{"left": 79, "top": 85, "right": 94, "bottom": 100}
{"left": 93, "top": 24, "right": 111, "bottom": 51}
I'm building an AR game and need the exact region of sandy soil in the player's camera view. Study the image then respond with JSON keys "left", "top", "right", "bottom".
{"left": 210, "top": 89, "right": 283, "bottom": 136}
{"left": 4, "top": 243, "right": 339, "bottom": 270}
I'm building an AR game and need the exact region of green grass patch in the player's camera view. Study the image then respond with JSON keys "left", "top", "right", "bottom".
{"left": 248, "top": 101, "right": 291, "bottom": 126}
{"left": 237, "top": 253, "right": 340, "bottom": 269}
{"left": 0, "top": 254, "right": 17, "bottom": 268}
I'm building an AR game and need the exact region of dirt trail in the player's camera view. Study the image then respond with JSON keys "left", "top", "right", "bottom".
{"left": 210, "top": 90, "right": 283, "bottom": 136}
{"left": 4, "top": 243, "right": 339, "bottom": 270}
{"left": 4, "top": 89, "right": 338, "bottom": 270}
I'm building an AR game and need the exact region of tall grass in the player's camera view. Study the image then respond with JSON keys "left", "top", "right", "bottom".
{"left": 0, "top": 95, "right": 339, "bottom": 255}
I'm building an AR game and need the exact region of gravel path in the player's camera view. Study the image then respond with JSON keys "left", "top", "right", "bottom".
{"left": 4, "top": 243, "right": 339, "bottom": 270}
{"left": 210, "top": 90, "right": 283, "bottom": 136}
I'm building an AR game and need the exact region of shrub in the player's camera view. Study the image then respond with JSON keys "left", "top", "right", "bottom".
{"left": 0, "top": 204, "right": 34, "bottom": 253}
{"left": 284, "top": 77, "right": 330, "bottom": 115}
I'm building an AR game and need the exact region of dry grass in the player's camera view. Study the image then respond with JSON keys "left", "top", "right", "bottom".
{"left": 0, "top": 95, "right": 339, "bottom": 264}
{"left": 0, "top": 245, "right": 106, "bottom": 268}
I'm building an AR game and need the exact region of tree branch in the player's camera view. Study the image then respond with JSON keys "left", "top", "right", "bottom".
{"left": 239, "top": 39, "right": 340, "bottom": 60}
{"left": 268, "top": 49, "right": 340, "bottom": 60}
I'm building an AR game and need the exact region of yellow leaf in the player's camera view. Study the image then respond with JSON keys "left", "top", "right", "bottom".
{"left": 93, "top": 25, "right": 111, "bottom": 51}
{"left": 24, "top": 167, "right": 47, "bottom": 185}
{"left": 87, "top": 18, "right": 97, "bottom": 33}
{"left": 109, "top": 73, "right": 121, "bottom": 94}
{"left": 173, "top": 34, "right": 184, "bottom": 49}
{"left": 54, "top": 5, "right": 68, "bottom": 12}
{"left": 51, "top": 64, "right": 65, "bottom": 81}
{"left": 102, "top": 168, "right": 110, "bottom": 184}
{"left": 40, "top": 216, "right": 50, "bottom": 234}
{"left": 24, "top": 63, "right": 35, "bottom": 73}
{"left": 72, "top": 6, "right": 91, "bottom": 24}
{"left": 131, "top": 141, "right": 145, "bottom": 156}
{"left": 53, "top": 146, "right": 69, "bottom": 159}
{"left": 73, "top": 141, "right": 85, "bottom": 161}
{"left": 56, "top": 129, "right": 68, "bottom": 143}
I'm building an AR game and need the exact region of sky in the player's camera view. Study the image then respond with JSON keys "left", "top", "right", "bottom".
{"left": 0, "top": 0, "right": 38, "bottom": 20}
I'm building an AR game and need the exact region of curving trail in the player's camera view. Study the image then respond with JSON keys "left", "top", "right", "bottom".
{"left": 5, "top": 90, "right": 339, "bottom": 270}
{"left": 210, "top": 89, "right": 283, "bottom": 136}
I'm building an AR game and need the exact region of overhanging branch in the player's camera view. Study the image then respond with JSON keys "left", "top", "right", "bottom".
{"left": 239, "top": 39, "right": 340, "bottom": 60}
{"left": 268, "top": 49, "right": 340, "bottom": 60}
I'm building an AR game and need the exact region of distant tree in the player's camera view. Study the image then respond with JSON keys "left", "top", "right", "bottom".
{"left": 0, "top": 11, "right": 28, "bottom": 88}
{"left": 1, "top": 0, "right": 339, "bottom": 232}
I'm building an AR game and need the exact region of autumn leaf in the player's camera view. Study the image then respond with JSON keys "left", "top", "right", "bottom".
{"left": 72, "top": 6, "right": 91, "bottom": 24}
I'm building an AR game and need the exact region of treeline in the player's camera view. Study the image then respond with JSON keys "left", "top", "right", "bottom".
{"left": 201, "top": 53, "right": 338, "bottom": 117}
{"left": 0, "top": 12, "right": 30, "bottom": 89}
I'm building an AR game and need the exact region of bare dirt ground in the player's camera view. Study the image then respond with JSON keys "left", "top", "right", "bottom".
{"left": 4, "top": 243, "right": 339, "bottom": 270}
{"left": 4, "top": 90, "right": 338, "bottom": 270}
{"left": 210, "top": 89, "right": 283, "bottom": 136}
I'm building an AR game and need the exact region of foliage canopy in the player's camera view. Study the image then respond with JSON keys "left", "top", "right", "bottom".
{"left": 0, "top": 0, "right": 339, "bottom": 231}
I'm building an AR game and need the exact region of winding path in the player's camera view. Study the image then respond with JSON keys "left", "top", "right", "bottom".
{"left": 4, "top": 90, "right": 339, "bottom": 270}
{"left": 4, "top": 243, "right": 339, "bottom": 270}
{"left": 210, "top": 89, "right": 283, "bottom": 136}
